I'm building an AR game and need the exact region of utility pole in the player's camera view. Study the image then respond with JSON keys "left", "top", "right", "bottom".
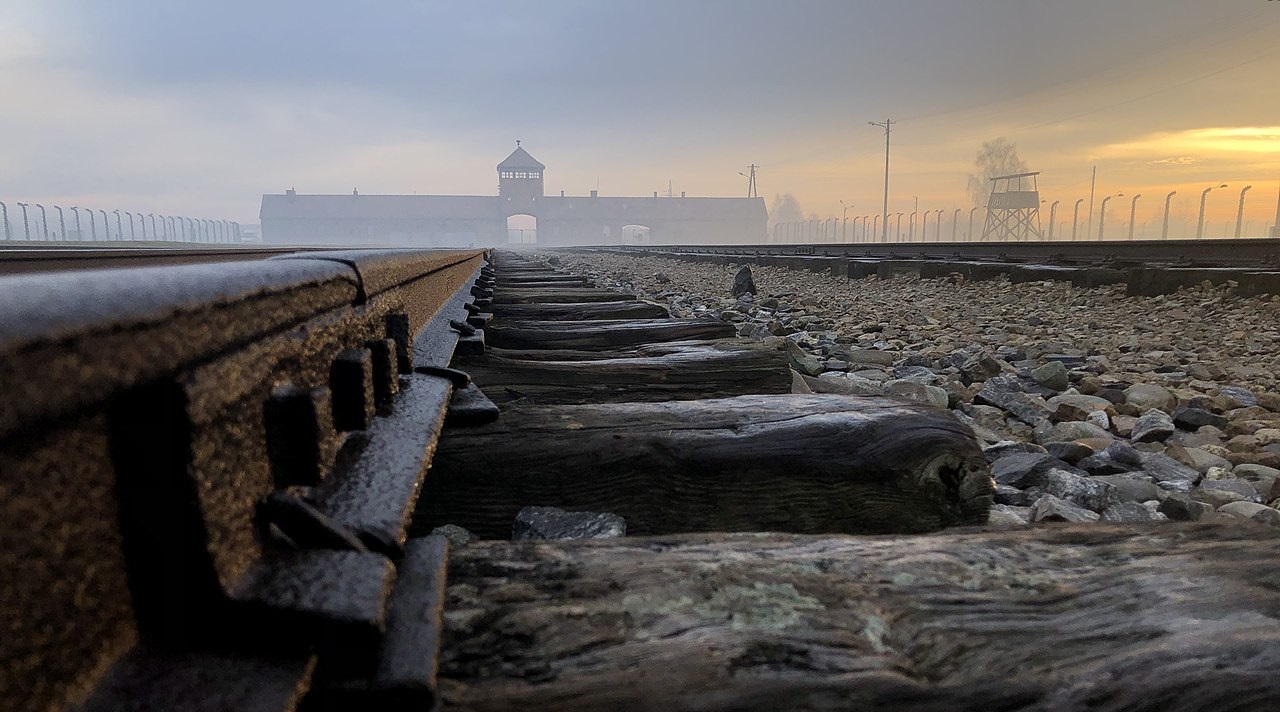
{"left": 739, "top": 165, "right": 758, "bottom": 198}
{"left": 1086, "top": 165, "right": 1097, "bottom": 240}
{"left": 1235, "top": 185, "right": 1252, "bottom": 237}
{"left": 869, "top": 119, "right": 894, "bottom": 242}
{"left": 1273, "top": 182, "right": 1280, "bottom": 237}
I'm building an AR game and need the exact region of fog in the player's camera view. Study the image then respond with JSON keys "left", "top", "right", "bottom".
{"left": 0, "top": 0, "right": 1277, "bottom": 243}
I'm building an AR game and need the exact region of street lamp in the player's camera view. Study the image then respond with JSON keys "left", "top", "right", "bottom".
{"left": 55, "top": 206, "right": 65, "bottom": 240}
{"left": 1072, "top": 198, "right": 1085, "bottom": 240}
{"left": 968, "top": 206, "right": 980, "bottom": 241}
{"left": 896, "top": 212, "right": 904, "bottom": 241}
{"left": 921, "top": 209, "right": 931, "bottom": 242}
{"left": 872, "top": 214, "right": 880, "bottom": 241}
{"left": 71, "top": 207, "right": 83, "bottom": 240}
{"left": 840, "top": 200, "right": 853, "bottom": 242}
{"left": 0, "top": 201, "right": 9, "bottom": 240}
{"left": 98, "top": 210, "right": 109, "bottom": 240}
{"left": 16, "top": 202, "right": 30, "bottom": 240}
{"left": 934, "top": 209, "right": 944, "bottom": 241}
{"left": 1047, "top": 201, "right": 1060, "bottom": 240}
{"left": 125, "top": 211, "right": 137, "bottom": 240}
{"left": 909, "top": 210, "right": 917, "bottom": 242}
{"left": 35, "top": 204, "right": 48, "bottom": 241}
{"left": 952, "top": 208, "right": 961, "bottom": 241}
{"left": 1161, "top": 191, "right": 1177, "bottom": 240}
{"left": 1098, "top": 193, "right": 1124, "bottom": 241}
{"left": 1196, "top": 184, "right": 1227, "bottom": 239}
{"left": 1127, "top": 194, "right": 1141, "bottom": 240}
{"left": 113, "top": 210, "right": 123, "bottom": 241}
{"left": 1235, "top": 185, "right": 1253, "bottom": 237}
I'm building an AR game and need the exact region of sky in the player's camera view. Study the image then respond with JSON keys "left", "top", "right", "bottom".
{"left": 1, "top": 0, "right": 1279, "bottom": 239}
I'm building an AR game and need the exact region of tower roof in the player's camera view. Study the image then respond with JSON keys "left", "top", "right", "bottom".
{"left": 497, "top": 143, "right": 545, "bottom": 171}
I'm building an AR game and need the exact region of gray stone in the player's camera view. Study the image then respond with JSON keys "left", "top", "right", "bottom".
{"left": 785, "top": 342, "right": 824, "bottom": 377}
{"left": 1164, "top": 444, "right": 1232, "bottom": 474}
{"left": 1038, "top": 420, "right": 1112, "bottom": 444}
{"left": 1131, "top": 409, "right": 1176, "bottom": 443}
{"left": 513, "top": 506, "right": 627, "bottom": 541}
{"left": 1197, "top": 479, "right": 1263, "bottom": 504}
{"left": 1046, "top": 393, "right": 1115, "bottom": 413}
{"left": 431, "top": 524, "right": 478, "bottom": 548}
{"left": 1190, "top": 484, "right": 1253, "bottom": 509}
{"left": 1031, "top": 361, "right": 1070, "bottom": 391}
{"left": 1124, "top": 383, "right": 1176, "bottom": 412}
{"left": 1043, "top": 441, "right": 1095, "bottom": 464}
{"left": 1218, "top": 385, "right": 1258, "bottom": 408}
{"left": 990, "top": 452, "right": 1074, "bottom": 488}
{"left": 994, "top": 484, "right": 1038, "bottom": 507}
{"left": 1138, "top": 451, "right": 1202, "bottom": 485}
{"left": 883, "top": 380, "right": 949, "bottom": 408}
{"left": 1093, "top": 475, "right": 1164, "bottom": 504}
{"left": 1216, "top": 501, "right": 1280, "bottom": 524}
{"left": 983, "top": 441, "right": 1048, "bottom": 461}
{"left": 1024, "top": 468, "right": 1118, "bottom": 512}
{"left": 846, "top": 349, "right": 897, "bottom": 366}
{"left": 1029, "top": 495, "right": 1100, "bottom": 523}
{"left": 1172, "top": 407, "right": 1228, "bottom": 431}
{"left": 988, "top": 504, "right": 1030, "bottom": 525}
{"left": 1101, "top": 501, "right": 1165, "bottom": 523}
{"left": 974, "top": 375, "right": 1052, "bottom": 427}
{"left": 732, "top": 265, "right": 756, "bottom": 297}
{"left": 1158, "top": 492, "right": 1215, "bottom": 521}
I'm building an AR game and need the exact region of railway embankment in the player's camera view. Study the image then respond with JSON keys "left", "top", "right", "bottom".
{"left": 548, "top": 249, "right": 1280, "bottom": 527}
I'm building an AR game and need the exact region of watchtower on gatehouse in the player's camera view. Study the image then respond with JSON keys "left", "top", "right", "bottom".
{"left": 498, "top": 141, "right": 545, "bottom": 216}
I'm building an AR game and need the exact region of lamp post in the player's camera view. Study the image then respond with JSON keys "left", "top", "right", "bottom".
{"left": 1098, "top": 193, "right": 1123, "bottom": 241}
{"left": 921, "top": 209, "right": 930, "bottom": 242}
{"left": 35, "top": 204, "right": 49, "bottom": 241}
{"left": 896, "top": 213, "right": 904, "bottom": 241}
{"left": 113, "top": 210, "right": 123, "bottom": 240}
{"left": 934, "top": 209, "right": 944, "bottom": 241}
{"left": 1196, "top": 184, "right": 1227, "bottom": 239}
{"left": 72, "top": 207, "right": 83, "bottom": 240}
{"left": 968, "top": 206, "right": 979, "bottom": 241}
{"left": 1127, "top": 194, "right": 1141, "bottom": 241}
{"left": 147, "top": 214, "right": 157, "bottom": 240}
{"left": 98, "top": 210, "right": 108, "bottom": 239}
{"left": 1072, "top": 198, "right": 1085, "bottom": 240}
{"left": 840, "top": 200, "right": 853, "bottom": 242}
{"left": 232, "top": 222, "right": 241, "bottom": 242}
{"left": 1235, "top": 185, "right": 1253, "bottom": 237}
{"left": 872, "top": 214, "right": 880, "bottom": 241}
{"left": 55, "top": 206, "right": 65, "bottom": 240}
{"left": 125, "top": 211, "right": 137, "bottom": 240}
{"left": 1161, "top": 191, "right": 1177, "bottom": 240}
{"left": 952, "top": 208, "right": 961, "bottom": 241}
{"left": 909, "top": 210, "right": 917, "bottom": 242}
{"left": 0, "top": 201, "right": 9, "bottom": 240}
{"left": 16, "top": 202, "right": 30, "bottom": 240}
{"left": 1047, "top": 201, "right": 1060, "bottom": 240}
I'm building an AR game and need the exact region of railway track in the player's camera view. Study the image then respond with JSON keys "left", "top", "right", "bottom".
{"left": 623, "top": 236, "right": 1280, "bottom": 268}
{"left": 0, "top": 245, "right": 348, "bottom": 274}
{"left": 2, "top": 247, "right": 1279, "bottom": 711}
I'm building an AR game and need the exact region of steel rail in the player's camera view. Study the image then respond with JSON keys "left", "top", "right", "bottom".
{"left": 0, "top": 245, "right": 351, "bottom": 275}
{"left": 617, "top": 237, "right": 1280, "bottom": 268}
{"left": 0, "top": 248, "right": 493, "bottom": 711}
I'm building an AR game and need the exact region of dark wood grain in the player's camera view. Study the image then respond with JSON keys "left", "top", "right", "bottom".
{"left": 415, "top": 394, "right": 991, "bottom": 538}
{"left": 437, "top": 523, "right": 1280, "bottom": 712}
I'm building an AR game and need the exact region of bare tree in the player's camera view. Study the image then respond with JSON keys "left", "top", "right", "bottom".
{"left": 967, "top": 138, "right": 1028, "bottom": 209}
{"left": 768, "top": 193, "right": 803, "bottom": 228}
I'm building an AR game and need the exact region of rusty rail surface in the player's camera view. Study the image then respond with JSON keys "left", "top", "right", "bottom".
{"left": 0, "top": 248, "right": 492, "bottom": 711}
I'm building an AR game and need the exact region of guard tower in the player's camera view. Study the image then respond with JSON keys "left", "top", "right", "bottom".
{"left": 498, "top": 141, "right": 545, "bottom": 216}
{"left": 980, "top": 171, "right": 1042, "bottom": 241}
